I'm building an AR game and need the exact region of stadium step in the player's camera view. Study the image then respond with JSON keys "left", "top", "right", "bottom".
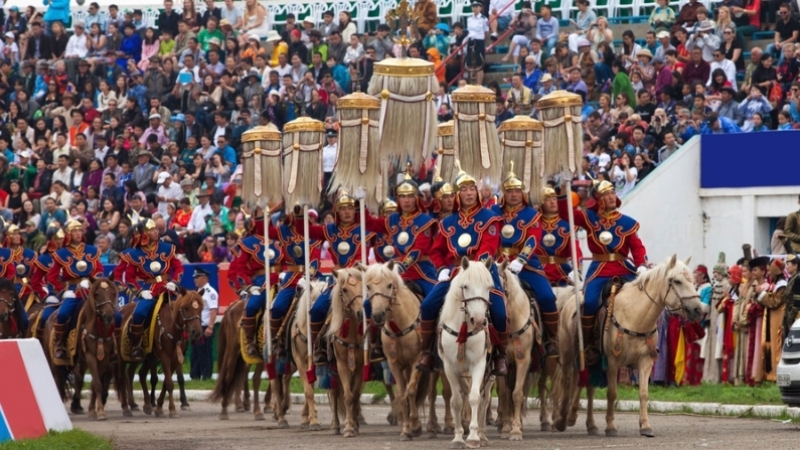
{"left": 752, "top": 31, "right": 775, "bottom": 40}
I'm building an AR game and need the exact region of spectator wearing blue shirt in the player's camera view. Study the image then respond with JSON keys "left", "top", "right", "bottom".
{"left": 215, "top": 135, "right": 238, "bottom": 167}
{"left": 700, "top": 112, "right": 743, "bottom": 134}
{"left": 42, "top": 0, "right": 70, "bottom": 37}
{"left": 777, "top": 110, "right": 794, "bottom": 129}
{"left": 521, "top": 56, "right": 542, "bottom": 91}
{"left": 39, "top": 197, "right": 67, "bottom": 233}
{"left": 495, "top": 97, "right": 514, "bottom": 127}
{"left": 128, "top": 72, "right": 148, "bottom": 112}
{"left": 535, "top": 5, "right": 559, "bottom": 53}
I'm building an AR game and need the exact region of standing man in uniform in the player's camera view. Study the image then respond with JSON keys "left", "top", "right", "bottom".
{"left": 492, "top": 166, "right": 558, "bottom": 355}
{"left": 558, "top": 180, "right": 648, "bottom": 365}
{"left": 466, "top": 0, "right": 489, "bottom": 85}
{"left": 192, "top": 268, "right": 217, "bottom": 380}
{"left": 417, "top": 166, "right": 510, "bottom": 375}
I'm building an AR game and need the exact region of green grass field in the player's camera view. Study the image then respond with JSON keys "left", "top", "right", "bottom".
{"left": 0, "top": 430, "right": 112, "bottom": 450}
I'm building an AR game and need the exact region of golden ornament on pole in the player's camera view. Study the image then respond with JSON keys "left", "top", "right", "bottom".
{"left": 451, "top": 85, "right": 502, "bottom": 184}
{"left": 435, "top": 120, "right": 456, "bottom": 184}
{"left": 282, "top": 117, "right": 325, "bottom": 208}
{"left": 333, "top": 92, "right": 385, "bottom": 211}
{"left": 498, "top": 116, "right": 543, "bottom": 202}
{"left": 241, "top": 126, "right": 283, "bottom": 207}
{"left": 367, "top": 0, "right": 437, "bottom": 170}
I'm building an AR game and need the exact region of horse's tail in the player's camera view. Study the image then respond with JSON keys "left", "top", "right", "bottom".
{"left": 208, "top": 312, "right": 245, "bottom": 404}
{"left": 550, "top": 352, "right": 577, "bottom": 432}
{"left": 111, "top": 359, "right": 127, "bottom": 406}
{"left": 413, "top": 369, "right": 430, "bottom": 409}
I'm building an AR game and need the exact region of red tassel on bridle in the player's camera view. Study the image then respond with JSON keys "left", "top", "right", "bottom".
{"left": 456, "top": 321, "right": 468, "bottom": 344}
{"left": 488, "top": 325, "right": 500, "bottom": 346}
{"left": 389, "top": 321, "right": 401, "bottom": 334}
{"left": 339, "top": 319, "right": 350, "bottom": 339}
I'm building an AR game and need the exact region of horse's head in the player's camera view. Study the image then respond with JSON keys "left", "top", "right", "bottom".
{"left": 641, "top": 255, "right": 705, "bottom": 322}
{"left": 448, "top": 257, "right": 494, "bottom": 332}
{"left": 0, "top": 278, "right": 15, "bottom": 323}
{"left": 89, "top": 278, "right": 119, "bottom": 326}
{"left": 327, "top": 267, "right": 364, "bottom": 338}
{"left": 364, "top": 261, "right": 401, "bottom": 327}
{"left": 174, "top": 287, "right": 204, "bottom": 342}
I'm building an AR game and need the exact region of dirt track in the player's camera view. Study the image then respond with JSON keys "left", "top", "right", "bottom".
{"left": 75, "top": 399, "right": 800, "bottom": 449}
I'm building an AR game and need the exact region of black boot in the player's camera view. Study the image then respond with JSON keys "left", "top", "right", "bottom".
{"left": 368, "top": 320, "right": 385, "bottom": 362}
{"left": 492, "top": 330, "right": 510, "bottom": 376}
{"left": 53, "top": 322, "right": 68, "bottom": 361}
{"left": 269, "top": 317, "right": 285, "bottom": 358}
{"left": 415, "top": 319, "right": 438, "bottom": 372}
{"left": 241, "top": 316, "right": 259, "bottom": 358}
{"left": 129, "top": 324, "right": 145, "bottom": 360}
{"left": 310, "top": 321, "right": 327, "bottom": 365}
{"left": 581, "top": 315, "right": 599, "bottom": 366}
{"left": 541, "top": 311, "right": 560, "bottom": 357}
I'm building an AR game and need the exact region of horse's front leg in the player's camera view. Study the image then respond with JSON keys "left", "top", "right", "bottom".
{"left": 87, "top": 357, "right": 108, "bottom": 420}
{"left": 273, "top": 373, "right": 289, "bottom": 428}
{"left": 336, "top": 354, "right": 358, "bottom": 437}
{"left": 177, "top": 363, "right": 190, "bottom": 411}
{"left": 127, "top": 363, "right": 139, "bottom": 411}
{"left": 605, "top": 358, "right": 620, "bottom": 436}
{"left": 138, "top": 362, "right": 152, "bottom": 415}
{"left": 441, "top": 371, "right": 455, "bottom": 435}
{"left": 406, "top": 368, "right": 424, "bottom": 438}
{"left": 586, "top": 385, "right": 599, "bottom": 435}
{"left": 465, "top": 358, "right": 487, "bottom": 449}
{"left": 510, "top": 356, "right": 529, "bottom": 440}
{"left": 442, "top": 362, "right": 465, "bottom": 448}
{"left": 426, "top": 371, "right": 440, "bottom": 436}
{"left": 394, "top": 370, "right": 411, "bottom": 440}
{"left": 638, "top": 357, "right": 655, "bottom": 437}
{"left": 252, "top": 367, "right": 265, "bottom": 420}
{"left": 71, "top": 365, "right": 86, "bottom": 414}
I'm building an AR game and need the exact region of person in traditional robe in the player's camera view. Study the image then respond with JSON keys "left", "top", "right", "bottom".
{"left": 732, "top": 249, "right": 755, "bottom": 386}
{"left": 744, "top": 256, "right": 769, "bottom": 385}
{"left": 760, "top": 258, "right": 787, "bottom": 382}
{"left": 720, "top": 263, "right": 740, "bottom": 384}
{"left": 704, "top": 253, "right": 731, "bottom": 383}
{"left": 782, "top": 255, "right": 800, "bottom": 336}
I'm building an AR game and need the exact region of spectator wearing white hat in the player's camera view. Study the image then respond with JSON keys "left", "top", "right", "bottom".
{"left": 139, "top": 113, "right": 168, "bottom": 146}
{"left": 156, "top": 172, "right": 183, "bottom": 217}
{"left": 654, "top": 30, "right": 676, "bottom": 61}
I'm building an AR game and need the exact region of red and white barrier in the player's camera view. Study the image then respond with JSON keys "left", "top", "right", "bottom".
{"left": 0, "top": 339, "right": 72, "bottom": 442}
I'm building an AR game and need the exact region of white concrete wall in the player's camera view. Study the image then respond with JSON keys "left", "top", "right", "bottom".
{"left": 619, "top": 137, "right": 800, "bottom": 268}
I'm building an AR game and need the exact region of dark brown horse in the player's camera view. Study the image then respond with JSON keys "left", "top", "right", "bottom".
{"left": 209, "top": 299, "right": 270, "bottom": 421}
{"left": 0, "top": 278, "right": 23, "bottom": 340}
{"left": 119, "top": 288, "right": 204, "bottom": 418}
{"left": 42, "top": 277, "right": 126, "bottom": 419}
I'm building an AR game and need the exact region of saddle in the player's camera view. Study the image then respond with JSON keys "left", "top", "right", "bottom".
{"left": 404, "top": 280, "right": 425, "bottom": 301}
{"left": 240, "top": 307, "right": 265, "bottom": 365}
{"left": 570, "top": 277, "right": 630, "bottom": 370}
{"left": 120, "top": 294, "right": 166, "bottom": 362}
{"left": 518, "top": 279, "right": 538, "bottom": 307}
{"left": 50, "top": 309, "right": 82, "bottom": 366}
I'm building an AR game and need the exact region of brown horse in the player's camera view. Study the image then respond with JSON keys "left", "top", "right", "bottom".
{"left": 41, "top": 277, "right": 126, "bottom": 419}
{"left": 209, "top": 299, "right": 269, "bottom": 421}
{"left": 0, "top": 278, "right": 23, "bottom": 340}
{"left": 326, "top": 268, "right": 366, "bottom": 438}
{"left": 119, "top": 288, "right": 204, "bottom": 418}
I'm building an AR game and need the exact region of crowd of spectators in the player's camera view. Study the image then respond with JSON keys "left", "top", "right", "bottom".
{"left": 2, "top": 0, "right": 799, "bottom": 261}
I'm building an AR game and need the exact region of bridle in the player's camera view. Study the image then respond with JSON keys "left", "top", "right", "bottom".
{"left": 160, "top": 295, "right": 201, "bottom": 344}
{"left": 0, "top": 295, "right": 15, "bottom": 317}
{"left": 640, "top": 276, "right": 700, "bottom": 314}
{"left": 0, "top": 292, "right": 18, "bottom": 338}
{"left": 366, "top": 279, "right": 398, "bottom": 313}
{"left": 459, "top": 285, "right": 491, "bottom": 313}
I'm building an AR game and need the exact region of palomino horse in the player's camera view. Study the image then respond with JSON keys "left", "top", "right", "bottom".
{"left": 439, "top": 257, "right": 497, "bottom": 449}
{"left": 326, "top": 267, "right": 367, "bottom": 438}
{"left": 365, "top": 261, "right": 432, "bottom": 441}
{"left": 552, "top": 255, "right": 704, "bottom": 437}
{"left": 495, "top": 262, "right": 537, "bottom": 441}
{"left": 282, "top": 279, "right": 328, "bottom": 431}
{"left": 0, "top": 278, "right": 23, "bottom": 340}
{"left": 41, "top": 277, "right": 127, "bottom": 419}
{"left": 120, "top": 288, "right": 204, "bottom": 418}
{"left": 209, "top": 299, "right": 269, "bottom": 421}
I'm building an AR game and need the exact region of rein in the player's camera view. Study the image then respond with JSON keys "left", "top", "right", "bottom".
{"left": 441, "top": 322, "right": 481, "bottom": 339}
{"left": 160, "top": 296, "right": 201, "bottom": 345}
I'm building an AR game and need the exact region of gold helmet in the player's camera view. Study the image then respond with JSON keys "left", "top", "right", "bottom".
{"left": 453, "top": 160, "right": 477, "bottom": 189}
{"left": 501, "top": 161, "right": 523, "bottom": 192}
{"left": 395, "top": 163, "right": 419, "bottom": 197}
{"left": 142, "top": 218, "right": 156, "bottom": 231}
{"left": 4, "top": 223, "right": 19, "bottom": 235}
{"left": 540, "top": 186, "right": 557, "bottom": 202}
{"left": 592, "top": 180, "right": 614, "bottom": 197}
{"left": 380, "top": 198, "right": 398, "bottom": 215}
{"left": 334, "top": 190, "right": 356, "bottom": 209}
{"left": 65, "top": 219, "right": 83, "bottom": 232}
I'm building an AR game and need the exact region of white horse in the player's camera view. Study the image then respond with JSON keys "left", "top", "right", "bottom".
{"left": 438, "top": 257, "right": 496, "bottom": 449}
{"left": 552, "top": 255, "right": 705, "bottom": 437}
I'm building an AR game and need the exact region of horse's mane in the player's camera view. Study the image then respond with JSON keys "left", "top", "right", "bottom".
{"left": 501, "top": 265, "right": 527, "bottom": 307}
{"left": 442, "top": 260, "right": 494, "bottom": 321}
{"left": 634, "top": 256, "right": 692, "bottom": 292}
{"left": 327, "top": 268, "right": 362, "bottom": 338}
{"left": 88, "top": 277, "right": 119, "bottom": 303}
{"left": 296, "top": 280, "right": 327, "bottom": 331}
{"left": 172, "top": 290, "right": 203, "bottom": 318}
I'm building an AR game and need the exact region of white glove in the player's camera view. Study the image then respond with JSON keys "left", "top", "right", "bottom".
{"left": 355, "top": 187, "right": 366, "bottom": 199}
{"left": 140, "top": 290, "right": 153, "bottom": 300}
{"left": 297, "top": 278, "right": 308, "bottom": 290}
{"left": 166, "top": 282, "right": 178, "bottom": 292}
{"left": 63, "top": 291, "right": 76, "bottom": 299}
{"left": 42, "top": 286, "right": 49, "bottom": 295}
{"left": 249, "top": 286, "right": 261, "bottom": 295}
{"left": 45, "top": 295, "right": 60, "bottom": 305}
{"left": 79, "top": 279, "right": 90, "bottom": 290}
{"left": 637, "top": 265, "right": 648, "bottom": 276}
{"left": 438, "top": 269, "right": 451, "bottom": 282}
{"left": 278, "top": 272, "right": 286, "bottom": 282}
{"left": 322, "top": 241, "right": 330, "bottom": 251}
{"left": 508, "top": 259, "right": 524, "bottom": 274}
